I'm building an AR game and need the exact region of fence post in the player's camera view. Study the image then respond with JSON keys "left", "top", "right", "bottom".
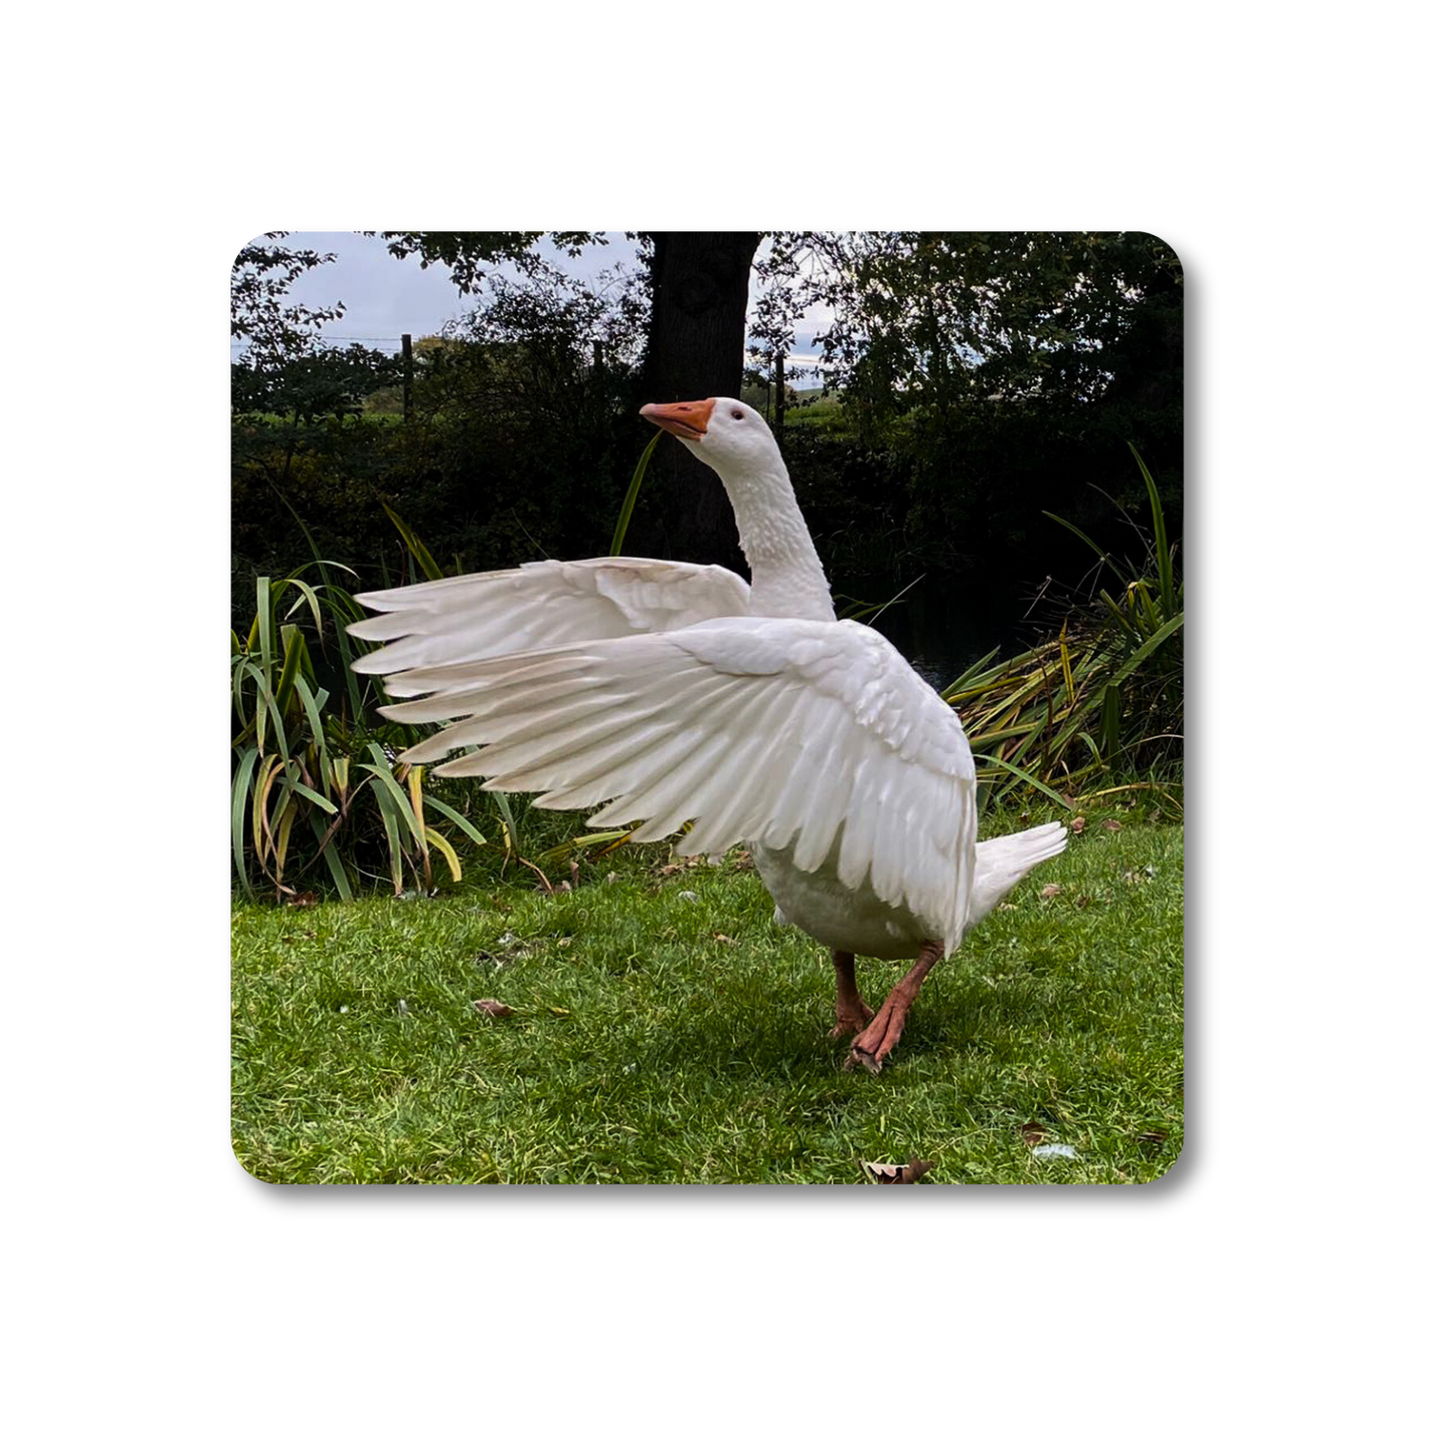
{"left": 774, "top": 351, "right": 786, "bottom": 429}
{"left": 401, "top": 333, "right": 413, "bottom": 424}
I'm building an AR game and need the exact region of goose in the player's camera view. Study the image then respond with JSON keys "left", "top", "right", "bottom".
{"left": 349, "top": 397, "right": 1066, "bottom": 1071}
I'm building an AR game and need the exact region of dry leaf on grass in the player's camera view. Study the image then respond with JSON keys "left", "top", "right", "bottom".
{"left": 473, "top": 999, "right": 515, "bottom": 1018}
{"left": 1020, "top": 1121, "right": 1048, "bottom": 1146}
{"left": 1071, "top": 816, "right": 1087, "bottom": 834}
{"left": 1041, "top": 883, "right": 1063, "bottom": 900}
{"left": 1101, "top": 818, "right": 1123, "bottom": 832}
{"left": 861, "top": 1156, "right": 935, "bottom": 1184}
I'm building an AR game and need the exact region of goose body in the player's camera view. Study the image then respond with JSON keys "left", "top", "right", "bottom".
{"left": 351, "top": 397, "right": 1064, "bottom": 1069}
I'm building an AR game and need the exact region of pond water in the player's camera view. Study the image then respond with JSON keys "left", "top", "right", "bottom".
{"left": 839, "top": 572, "right": 1050, "bottom": 692}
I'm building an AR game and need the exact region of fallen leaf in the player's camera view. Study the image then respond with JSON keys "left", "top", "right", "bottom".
{"left": 285, "top": 891, "right": 319, "bottom": 908}
{"left": 1040, "top": 883, "right": 1063, "bottom": 899}
{"left": 713, "top": 933, "right": 740, "bottom": 945}
{"left": 547, "top": 1006, "right": 571, "bottom": 1017}
{"left": 1071, "top": 816, "right": 1087, "bottom": 834}
{"left": 1021, "top": 1121, "right": 1047, "bottom": 1146}
{"left": 473, "top": 999, "right": 515, "bottom": 1018}
{"left": 861, "top": 1156, "right": 935, "bottom": 1184}
{"left": 1101, "top": 819, "right": 1123, "bottom": 832}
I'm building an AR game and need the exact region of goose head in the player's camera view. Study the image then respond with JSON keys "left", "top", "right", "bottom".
{"left": 639, "top": 397, "right": 781, "bottom": 476}
{"left": 639, "top": 395, "right": 835, "bottom": 623}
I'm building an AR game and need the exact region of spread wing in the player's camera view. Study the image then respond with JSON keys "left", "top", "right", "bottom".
{"left": 381, "top": 616, "right": 977, "bottom": 952}
{"left": 349, "top": 557, "right": 750, "bottom": 685}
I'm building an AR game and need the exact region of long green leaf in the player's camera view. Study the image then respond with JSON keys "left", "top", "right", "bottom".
{"left": 423, "top": 826, "right": 463, "bottom": 883}
{"left": 277, "top": 575, "right": 327, "bottom": 642}
{"left": 491, "top": 790, "right": 520, "bottom": 857}
{"left": 369, "top": 776, "right": 406, "bottom": 893}
{"left": 360, "top": 744, "right": 426, "bottom": 844}
{"left": 973, "top": 752, "right": 1073, "bottom": 811}
{"left": 256, "top": 577, "right": 273, "bottom": 688}
{"left": 610, "top": 431, "right": 662, "bottom": 556}
{"left": 1130, "top": 442, "right": 1176, "bottom": 620}
{"left": 1043, "top": 511, "right": 1131, "bottom": 586}
{"left": 1105, "top": 610, "right": 1184, "bottom": 688}
{"left": 307, "top": 811, "right": 353, "bottom": 900}
{"left": 275, "top": 624, "right": 306, "bottom": 717}
{"left": 382, "top": 502, "right": 445, "bottom": 582}
{"left": 535, "top": 830, "right": 635, "bottom": 868}
{"left": 422, "top": 795, "right": 487, "bottom": 847}
{"left": 1102, "top": 682, "right": 1121, "bottom": 763}
{"left": 292, "top": 675, "right": 331, "bottom": 792}
{"left": 285, "top": 778, "right": 338, "bottom": 814}
{"left": 231, "top": 746, "right": 261, "bottom": 894}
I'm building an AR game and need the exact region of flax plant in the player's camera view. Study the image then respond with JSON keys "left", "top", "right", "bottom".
{"left": 945, "top": 447, "right": 1183, "bottom": 810}
{"left": 231, "top": 569, "right": 486, "bottom": 899}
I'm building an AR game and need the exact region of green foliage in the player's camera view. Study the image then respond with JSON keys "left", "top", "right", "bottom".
{"left": 754, "top": 232, "right": 1183, "bottom": 581}
{"left": 231, "top": 235, "right": 344, "bottom": 366}
{"left": 231, "top": 406, "right": 405, "bottom": 630}
{"left": 401, "top": 274, "right": 647, "bottom": 566}
{"left": 779, "top": 428, "right": 925, "bottom": 578}
{"left": 376, "top": 231, "right": 609, "bottom": 291}
{"left": 757, "top": 231, "right": 1181, "bottom": 414}
{"left": 230, "top": 569, "right": 488, "bottom": 900}
{"left": 232, "top": 344, "right": 401, "bottom": 423}
{"left": 231, "top": 237, "right": 400, "bottom": 422}
{"left": 946, "top": 448, "right": 1183, "bottom": 809}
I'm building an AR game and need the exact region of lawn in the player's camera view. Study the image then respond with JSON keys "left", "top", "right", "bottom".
{"left": 231, "top": 804, "right": 1183, "bottom": 1184}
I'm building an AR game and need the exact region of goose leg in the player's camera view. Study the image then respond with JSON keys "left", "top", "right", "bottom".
{"left": 829, "top": 950, "right": 875, "bottom": 1038}
{"left": 845, "top": 940, "right": 945, "bottom": 1074}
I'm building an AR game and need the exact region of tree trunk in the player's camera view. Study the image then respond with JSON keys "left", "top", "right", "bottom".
{"left": 636, "top": 231, "right": 762, "bottom": 568}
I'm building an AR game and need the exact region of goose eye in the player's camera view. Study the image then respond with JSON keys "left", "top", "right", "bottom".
{"left": 731, "top": 408, "right": 745, "bottom": 420}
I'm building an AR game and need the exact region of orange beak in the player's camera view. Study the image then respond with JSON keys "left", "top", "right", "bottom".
{"left": 639, "top": 398, "right": 715, "bottom": 441}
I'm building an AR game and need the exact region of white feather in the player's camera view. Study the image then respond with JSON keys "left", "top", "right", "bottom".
{"left": 350, "top": 557, "right": 749, "bottom": 675}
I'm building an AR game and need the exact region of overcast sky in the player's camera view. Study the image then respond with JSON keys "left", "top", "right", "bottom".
{"left": 232, "top": 231, "right": 830, "bottom": 382}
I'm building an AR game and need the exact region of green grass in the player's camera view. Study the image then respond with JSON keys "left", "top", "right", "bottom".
{"left": 232, "top": 804, "right": 1182, "bottom": 1184}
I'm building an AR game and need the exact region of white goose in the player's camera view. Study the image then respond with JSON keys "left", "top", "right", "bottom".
{"left": 350, "top": 397, "right": 1065, "bottom": 1071}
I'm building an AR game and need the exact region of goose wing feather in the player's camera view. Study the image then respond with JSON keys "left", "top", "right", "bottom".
{"left": 381, "top": 616, "right": 977, "bottom": 951}
{"left": 349, "top": 557, "right": 750, "bottom": 684}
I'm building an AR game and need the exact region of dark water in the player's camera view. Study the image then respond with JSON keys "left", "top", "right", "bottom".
{"left": 841, "top": 573, "right": 1049, "bottom": 692}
